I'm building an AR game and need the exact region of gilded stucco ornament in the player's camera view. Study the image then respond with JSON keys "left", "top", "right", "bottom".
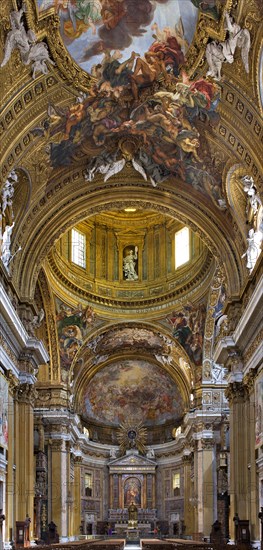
{"left": 117, "top": 419, "right": 147, "bottom": 456}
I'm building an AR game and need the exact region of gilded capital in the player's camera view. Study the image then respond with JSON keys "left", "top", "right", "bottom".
{"left": 225, "top": 381, "right": 248, "bottom": 404}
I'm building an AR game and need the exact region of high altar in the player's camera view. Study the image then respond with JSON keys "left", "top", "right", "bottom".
{"left": 108, "top": 450, "right": 157, "bottom": 536}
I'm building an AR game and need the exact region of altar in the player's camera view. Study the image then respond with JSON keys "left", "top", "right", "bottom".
{"left": 115, "top": 523, "right": 151, "bottom": 536}
{"left": 108, "top": 450, "right": 157, "bottom": 512}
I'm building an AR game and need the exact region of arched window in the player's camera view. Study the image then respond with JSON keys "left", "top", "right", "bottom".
{"left": 175, "top": 227, "right": 190, "bottom": 268}
{"left": 71, "top": 228, "right": 86, "bottom": 268}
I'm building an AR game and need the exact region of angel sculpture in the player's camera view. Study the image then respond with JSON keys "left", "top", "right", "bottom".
{"left": 241, "top": 175, "right": 262, "bottom": 219}
{"left": 1, "top": 171, "right": 17, "bottom": 216}
{"left": 206, "top": 13, "right": 251, "bottom": 80}
{"left": 1, "top": 222, "right": 15, "bottom": 269}
{"left": 31, "top": 308, "right": 45, "bottom": 328}
{"left": 241, "top": 228, "right": 262, "bottom": 273}
{"left": 1, "top": 7, "right": 54, "bottom": 78}
{"left": 0, "top": 7, "right": 30, "bottom": 67}
{"left": 27, "top": 308, "right": 45, "bottom": 336}
{"left": 26, "top": 40, "right": 55, "bottom": 79}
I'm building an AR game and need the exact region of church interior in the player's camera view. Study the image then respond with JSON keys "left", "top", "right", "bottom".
{"left": 0, "top": 0, "right": 262, "bottom": 548}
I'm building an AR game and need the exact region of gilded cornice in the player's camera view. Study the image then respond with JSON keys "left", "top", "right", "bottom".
{"left": 243, "top": 328, "right": 263, "bottom": 366}
{"left": 46, "top": 245, "right": 213, "bottom": 314}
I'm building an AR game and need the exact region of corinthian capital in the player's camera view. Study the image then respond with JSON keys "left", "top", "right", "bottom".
{"left": 225, "top": 381, "right": 248, "bottom": 404}
{"left": 14, "top": 383, "right": 38, "bottom": 406}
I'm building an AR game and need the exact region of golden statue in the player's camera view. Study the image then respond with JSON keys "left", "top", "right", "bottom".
{"left": 128, "top": 501, "right": 138, "bottom": 529}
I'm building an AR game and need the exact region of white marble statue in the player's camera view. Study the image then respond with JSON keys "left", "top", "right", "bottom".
{"left": 2, "top": 170, "right": 17, "bottom": 215}
{"left": 1, "top": 222, "right": 15, "bottom": 269}
{"left": 146, "top": 449, "right": 155, "bottom": 459}
{"left": 110, "top": 448, "right": 117, "bottom": 459}
{"left": 241, "top": 175, "right": 262, "bottom": 218}
{"left": 224, "top": 13, "right": 250, "bottom": 73}
{"left": 242, "top": 228, "right": 262, "bottom": 273}
{"left": 154, "top": 354, "right": 173, "bottom": 366}
{"left": 206, "top": 41, "right": 226, "bottom": 80}
{"left": 31, "top": 308, "right": 45, "bottom": 330}
{"left": 1, "top": 7, "right": 54, "bottom": 78}
{"left": 1, "top": 7, "right": 30, "bottom": 67}
{"left": 123, "top": 247, "right": 138, "bottom": 280}
{"left": 26, "top": 40, "right": 55, "bottom": 79}
{"left": 206, "top": 13, "right": 251, "bottom": 81}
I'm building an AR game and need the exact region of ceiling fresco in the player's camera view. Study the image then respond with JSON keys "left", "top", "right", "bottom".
{"left": 37, "top": 0, "right": 199, "bottom": 73}
{"left": 91, "top": 326, "right": 167, "bottom": 353}
{"left": 55, "top": 297, "right": 97, "bottom": 372}
{"left": 166, "top": 302, "right": 206, "bottom": 366}
{"left": 81, "top": 359, "right": 185, "bottom": 426}
{"left": 32, "top": 1, "right": 227, "bottom": 207}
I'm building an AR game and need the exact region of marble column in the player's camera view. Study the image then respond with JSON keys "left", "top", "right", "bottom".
{"left": 183, "top": 454, "right": 194, "bottom": 537}
{"left": 14, "top": 383, "right": 37, "bottom": 537}
{"left": 193, "top": 432, "right": 214, "bottom": 538}
{"left": 49, "top": 439, "right": 68, "bottom": 540}
{"left": 225, "top": 381, "right": 249, "bottom": 540}
{"left": 73, "top": 456, "right": 82, "bottom": 536}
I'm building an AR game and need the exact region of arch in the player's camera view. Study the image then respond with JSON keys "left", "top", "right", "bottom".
{"left": 13, "top": 174, "right": 243, "bottom": 299}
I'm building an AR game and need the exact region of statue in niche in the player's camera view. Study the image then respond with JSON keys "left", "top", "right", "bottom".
{"left": 242, "top": 228, "right": 262, "bottom": 273}
{"left": 123, "top": 246, "right": 138, "bottom": 280}
{"left": 1, "top": 222, "right": 15, "bottom": 269}
{"left": 241, "top": 175, "right": 262, "bottom": 223}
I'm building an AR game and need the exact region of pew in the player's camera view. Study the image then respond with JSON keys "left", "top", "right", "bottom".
{"left": 141, "top": 540, "right": 175, "bottom": 550}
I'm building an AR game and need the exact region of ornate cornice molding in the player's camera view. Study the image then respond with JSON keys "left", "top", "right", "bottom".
{"left": 47, "top": 245, "right": 213, "bottom": 313}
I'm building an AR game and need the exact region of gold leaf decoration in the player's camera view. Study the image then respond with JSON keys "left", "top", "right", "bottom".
{"left": 117, "top": 418, "right": 147, "bottom": 456}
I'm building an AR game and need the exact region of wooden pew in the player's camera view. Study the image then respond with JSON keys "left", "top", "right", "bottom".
{"left": 86, "top": 539, "right": 126, "bottom": 550}
{"left": 141, "top": 540, "right": 175, "bottom": 550}
{"left": 165, "top": 540, "right": 214, "bottom": 550}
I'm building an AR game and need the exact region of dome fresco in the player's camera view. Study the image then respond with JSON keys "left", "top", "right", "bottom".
{"left": 82, "top": 359, "right": 185, "bottom": 426}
